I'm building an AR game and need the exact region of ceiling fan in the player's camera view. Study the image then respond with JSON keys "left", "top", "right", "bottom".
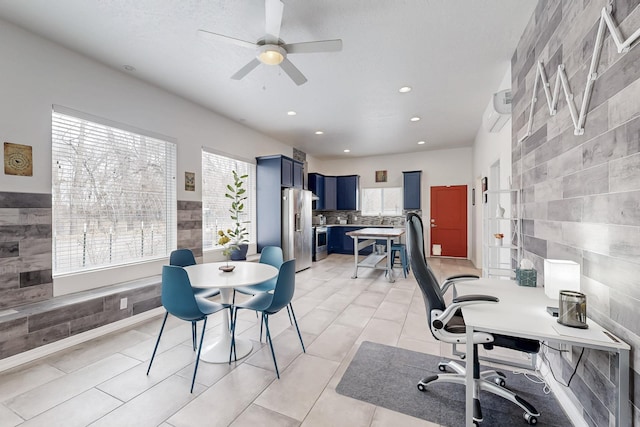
{"left": 197, "top": 0, "right": 342, "bottom": 85}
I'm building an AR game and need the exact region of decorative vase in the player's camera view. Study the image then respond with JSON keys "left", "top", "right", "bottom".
{"left": 230, "top": 244, "right": 248, "bottom": 261}
{"left": 496, "top": 204, "right": 505, "bottom": 218}
{"left": 219, "top": 265, "right": 235, "bottom": 272}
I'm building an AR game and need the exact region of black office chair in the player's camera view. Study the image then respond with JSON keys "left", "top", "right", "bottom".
{"left": 406, "top": 212, "right": 541, "bottom": 425}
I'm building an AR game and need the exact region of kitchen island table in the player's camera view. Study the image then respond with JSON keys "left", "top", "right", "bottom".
{"left": 346, "top": 227, "right": 405, "bottom": 282}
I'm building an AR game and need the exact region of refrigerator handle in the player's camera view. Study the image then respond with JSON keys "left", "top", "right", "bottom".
{"left": 295, "top": 213, "right": 301, "bottom": 232}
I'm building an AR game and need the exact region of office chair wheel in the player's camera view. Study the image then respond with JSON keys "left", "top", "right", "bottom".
{"left": 437, "top": 363, "right": 447, "bottom": 372}
{"left": 524, "top": 413, "right": 538, "bottom": 425}
{"left": 417, "top": 382, "right": 426, "bottom": 392}
{"left": 494, "top": 377, "right": 506, "bottom": 387}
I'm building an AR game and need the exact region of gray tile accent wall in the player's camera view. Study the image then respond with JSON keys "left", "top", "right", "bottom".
{"left": 512, "top": 1, "right": 640, "bottom": 424}
{"left": 0, "top": 192, "right": 53, "bottom": 309}
{"left": 177, "top": 200, "right": 202, "bottom": 259}
{"left": 0, "top": 194, "right": 202, "bottom": 359}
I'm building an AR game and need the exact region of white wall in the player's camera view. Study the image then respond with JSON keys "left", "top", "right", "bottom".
{"left": 316, "top": 147, "right": 474, "bottom": 258}
{"left": 0, "top": 18, "right": 295, "bottom": 198}
{"left": 471, "top": 67, "right": 513, "bottom": 268}
{"left": 0, "top": 18, "right": 303, "bottom": 291}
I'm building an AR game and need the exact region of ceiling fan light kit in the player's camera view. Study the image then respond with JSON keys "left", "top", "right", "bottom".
{"left": 198, "top": 0, "right": 342, "bottom": 85}
{"left": 258, "top": 45, "right": 286, "bottom": 65}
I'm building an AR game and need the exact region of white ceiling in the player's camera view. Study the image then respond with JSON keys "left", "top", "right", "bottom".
{"left": 0, "top": 0, "right": 537, "bottom": 160}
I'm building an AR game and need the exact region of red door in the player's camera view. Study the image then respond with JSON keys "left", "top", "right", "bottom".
{"left": 430, "top": 185, "right": 467, "bottom": 257}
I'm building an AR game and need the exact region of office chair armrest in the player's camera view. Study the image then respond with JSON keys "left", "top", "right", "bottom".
{"left": 440, "top": 274, "right": 480, "bottom": 295}
{"left": 435, "top": 295, "right": 499, "bottom": 326}
{"left": 452, "top": 294, "right": 499, "bottom": 304}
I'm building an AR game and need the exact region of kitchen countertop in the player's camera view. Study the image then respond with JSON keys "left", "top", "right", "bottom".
{"left": 324, "top": 224, "right": 395, "bottom": 227}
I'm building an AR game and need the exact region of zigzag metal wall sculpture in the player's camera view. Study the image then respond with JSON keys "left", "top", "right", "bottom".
{"left": 519, "top": 4, "right": 640, "bottom": 142}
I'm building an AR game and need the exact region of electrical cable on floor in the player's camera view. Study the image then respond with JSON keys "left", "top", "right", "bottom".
{"left": 512, "top": 370, "right": 551, "bottom": 395}
{"left": 541, "top": 344, "right": 586, "bottom": 388}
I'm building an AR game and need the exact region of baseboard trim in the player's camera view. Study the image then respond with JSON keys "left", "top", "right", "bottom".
{"left": 537, "top": 357, "right": 587, "bottom": 427}
{"left": 0, "top": 307, "right": 164, "bottom": 373}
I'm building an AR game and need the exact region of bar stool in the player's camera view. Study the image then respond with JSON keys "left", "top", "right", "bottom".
{"left": 390, "top": 243, "right": 409, "bottom": 278}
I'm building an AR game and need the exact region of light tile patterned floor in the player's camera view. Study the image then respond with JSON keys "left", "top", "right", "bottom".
{"left": 0, "top": 255, "right": 482, "bottom": 427}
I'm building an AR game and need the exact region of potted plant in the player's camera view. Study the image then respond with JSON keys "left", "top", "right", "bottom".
{"left": 217, "top": 229, "right": 236, "bottom": 271}
{"left": 225, "top": 170, "right": 250, "bottom": 260}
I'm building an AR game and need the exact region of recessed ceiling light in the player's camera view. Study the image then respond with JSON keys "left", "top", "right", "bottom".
{"left": 343, "top": 149, "right": 350, "bottom": 153}
{"left": 315, "top": 131, "right": 324, "bottom": 135}
{"left": 399, "top": 86, "right": 412, "bottom": 93}
{"left": 287, "top": 111, "right": 297, "bottom": 116}
{"left": 417, "top": 140, "right": 426, "bottom": 145}
{"left": 410, "top": 116, "right": 421, "bottom": 122}
{"left": 123, "top": 65, "right": 136, "bottom": 72}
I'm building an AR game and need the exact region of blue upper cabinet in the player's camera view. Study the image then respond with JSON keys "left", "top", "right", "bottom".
{"left": 403, "top": 170, "right": 422, "bottom": 210}
{"left": 324, "top": 176, "right": 337, "bottom": 210}
{"left": 281, "top": 156, "right": 293, "bottom": 187}
{"left": 258, "top": 155, "right": 303, "bottom": 189}
{"left": 293, "top": 161, "right": 304, "bottom": 188}
{"left": 308, "top": 173, "right": 325, "bottom": 210}
{"left": 337, "top": 175, "right": 359, "bottom": 210}
{"left": 308, "top": 173, "right": 357, "bottom": 211}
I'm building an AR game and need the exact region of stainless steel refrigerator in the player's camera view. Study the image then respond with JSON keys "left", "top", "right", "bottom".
{"left": 282, "top": 188, "right": 313, "bottom": 271}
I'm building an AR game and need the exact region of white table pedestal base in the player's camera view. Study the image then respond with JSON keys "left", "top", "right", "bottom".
{"left": 199, "top": 334, "right": 253, "bottom": 364}
{"left": 199, "top": 287, "right": 253, "bottom": 364}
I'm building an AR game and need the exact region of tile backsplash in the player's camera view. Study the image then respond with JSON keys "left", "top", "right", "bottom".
{"left": 314, "top": 210, "right": 421, "bottom": 227}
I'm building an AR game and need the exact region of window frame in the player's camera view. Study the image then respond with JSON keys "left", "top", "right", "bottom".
{"left": 51, "top": 105, "right": 177, "bottom": 278}
{"left": 360, "top": 186, "right": 403, "bottom": 216}
{"left": 201, "top": 148, "right": 257, "bottom": 251}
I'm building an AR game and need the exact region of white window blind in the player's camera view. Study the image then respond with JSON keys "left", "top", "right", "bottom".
{"left": 361, "top": 187, "right": 403, "bottom": 216}
{"left": 52, "top": 107, "right": 177, "bottom": 275}
{"left": 202, "top": 149, "right": 256, "bottom": 249}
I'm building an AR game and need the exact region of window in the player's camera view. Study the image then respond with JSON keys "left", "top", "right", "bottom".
{"left": 52, "top": 106, "right": 177, "bottom": 275}
{"left": 361, "top": 187, "right": 403, "bottom": 216}
{"left": 202, "top": 149, "right": 256, "bottom": 250}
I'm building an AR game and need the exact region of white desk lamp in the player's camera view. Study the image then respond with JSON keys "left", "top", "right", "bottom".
{"left": 544, "top": 259, "right": 580, "bottom": 317}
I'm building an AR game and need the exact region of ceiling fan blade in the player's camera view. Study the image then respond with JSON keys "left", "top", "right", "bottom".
{"left": 231, "top": 58, "right": 261, "bottom": 80}
{"left": 264, "top": 0, "right": 284, "bottom": 44}
{"left": 283, "top": 39, "right": 343, "bottom": 54}
{"left": 197, "top": 29, "right": 256, "bottom": 50}
{"left": 280, "top": 58, "right": 307, "bottom": 86}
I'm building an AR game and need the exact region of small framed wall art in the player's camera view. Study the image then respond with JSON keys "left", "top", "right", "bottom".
{"left": 4, "top": 142, "right": 33, "bottom": 176}
{"left": 185, "top": 171, "right": 195, "bottom": 191}
{"left": 375, "top": 170, "right": 387, "bottom": 183}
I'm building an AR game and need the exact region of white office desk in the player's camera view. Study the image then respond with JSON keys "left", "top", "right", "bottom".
{"left": 456, "top": 279, "right": 630, "bottom": 427}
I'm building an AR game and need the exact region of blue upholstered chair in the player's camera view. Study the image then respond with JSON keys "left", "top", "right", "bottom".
{"left": 147, "top": 265, "right": 231, "bottom": 392}
{"left": 170, "top": 248, "right": 221, "bottom": 299}
{"left": 229, "top": 259, "right": 304, "bottom": 378}
{"left": 233, "top": 246, "right": 296, "bottom": 328}
{"left": 233, "top": 246, "right": 282, "bottom": 299}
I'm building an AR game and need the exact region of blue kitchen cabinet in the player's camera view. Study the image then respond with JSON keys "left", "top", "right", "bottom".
{"left": 293, "top": 161, "right": 304, "bottom": 188}
{"left": 324, "top": 176, "right": 337, "bottom": 210}
{"left": 337, "top": 175, "right": 359, "bottom": 210}
{"left": 403, "top": 170, "right": 422, "bottom": 210}
{"left": 308, "top": 173, "right": 325, "bottom": 210}
{"left": 256, "top": 154, "right": 304, "bottom": 251}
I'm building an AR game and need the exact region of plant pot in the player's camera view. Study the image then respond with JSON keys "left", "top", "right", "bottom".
{"left": 230, "top": 244, "right": 248, "bottom": 261}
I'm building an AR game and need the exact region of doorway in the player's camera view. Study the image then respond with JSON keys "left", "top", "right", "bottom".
{"left": 430, "top": 185, "right": 468, "bottom": 257}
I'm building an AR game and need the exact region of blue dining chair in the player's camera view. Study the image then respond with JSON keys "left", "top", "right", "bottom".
{"left": 170, "top": 248, "right": 221, "bottom": 299}
{"left": 147, "top": 265, "right": 231, "bottom": 392}
{"left": 170, "top": 248, "right": 222, "bottom": 349}
{"left": 229, "top": 259, "right": 305, "bottom": 378}
{"left": 233, "top": 246, "right": 296, "bottom": 330}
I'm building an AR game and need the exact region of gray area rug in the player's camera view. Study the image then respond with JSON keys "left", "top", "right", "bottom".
{"left": 336, "top": 341, "right": 571, "bottom": 426}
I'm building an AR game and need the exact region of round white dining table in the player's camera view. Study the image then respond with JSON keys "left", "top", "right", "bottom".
{"left": 184, "top": 261, "right": 278, "bottom": 363}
